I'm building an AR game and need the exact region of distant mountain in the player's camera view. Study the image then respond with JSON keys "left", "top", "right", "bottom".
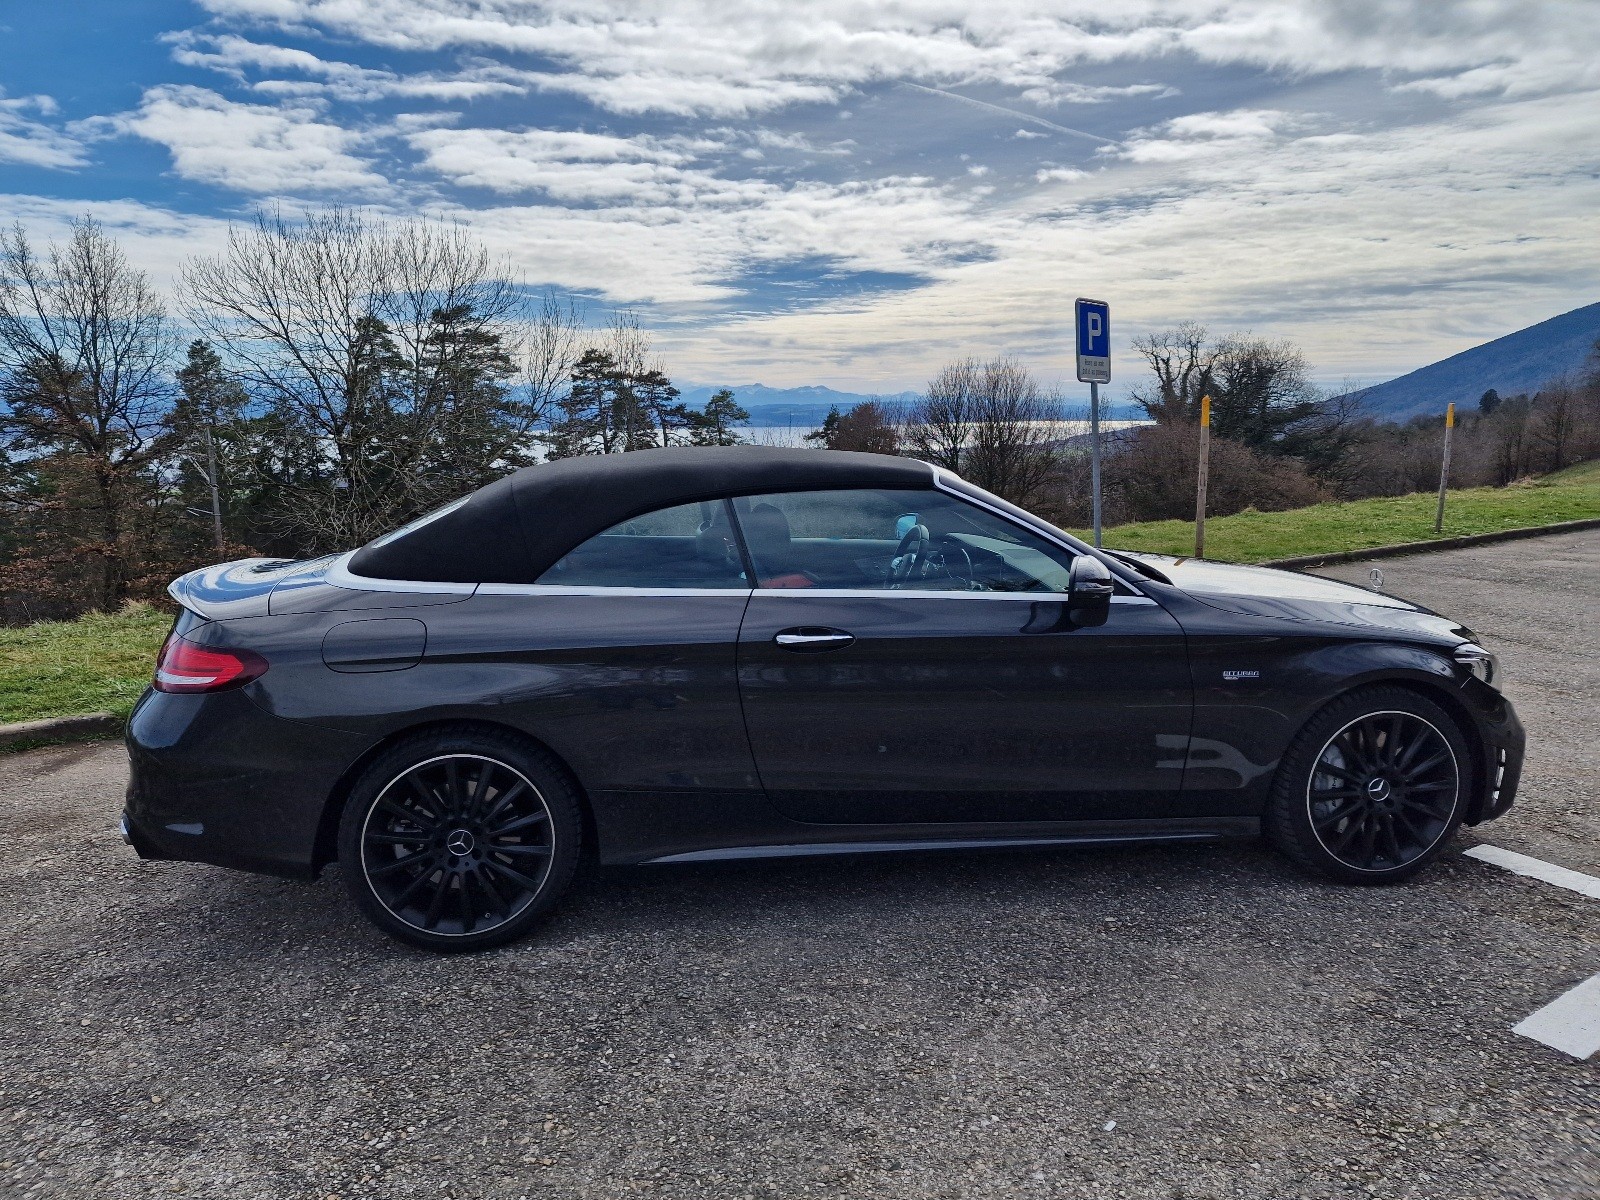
{"left": 1351, "top": 301, "right": 1600, "bottom": 421}
{"left": 677, "top": 383, "right": 920, "bottom": 428}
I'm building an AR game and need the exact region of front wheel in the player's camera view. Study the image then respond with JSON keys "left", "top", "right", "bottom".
{"left": 337, "top": 728, "right": 583, "bottom": 951}
{"left": 1266, "top": 686, "right": 1470, "bottom": 884}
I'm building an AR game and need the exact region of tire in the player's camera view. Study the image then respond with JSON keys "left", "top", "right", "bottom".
{"left": 1265, "top": 685, "right": 1471, "bottom": 885}
{"left": 337, "top": 726, "right": 583, "bottom": 951}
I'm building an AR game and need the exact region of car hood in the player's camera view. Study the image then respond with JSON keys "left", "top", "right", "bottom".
{"left": 1115, "top": 552, "right": 1474, "bottom": 642}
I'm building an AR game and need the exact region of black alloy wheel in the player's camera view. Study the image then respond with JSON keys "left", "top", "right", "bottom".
{"left": 338, "top": 729, "right": 582, "bottom": 951}
{"left": 1267, "top": 686, "right": 1469, "bottom": 884}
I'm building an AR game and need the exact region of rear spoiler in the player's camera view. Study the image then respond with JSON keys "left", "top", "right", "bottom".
{"left": 167, "top": 558, "right": 299, "bottom": 621}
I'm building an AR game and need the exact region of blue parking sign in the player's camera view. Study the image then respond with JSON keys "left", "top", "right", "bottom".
{"left": 1075, "top": 298, "right": 1110, "bottom": 383}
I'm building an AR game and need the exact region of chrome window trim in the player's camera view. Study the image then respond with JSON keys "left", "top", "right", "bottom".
{"left": 326, "top": 551, "right": 479, "bottom": 595}
{"left": 476, "top": 583, "right": 753, "bottom": 598}
{"left": 748, "top": 587, "right": 1156, "bottom": 605}
{"left": 475, "top": 582, "right": 1151, "bottom": 603}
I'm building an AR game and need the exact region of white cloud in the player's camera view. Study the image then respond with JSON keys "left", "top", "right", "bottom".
{"left": 0, "top": 92, "right": 88, "bottom": 170}
{"left": 652, "top": 88, "right": 1600, "bottom": 389}
{"left": 407, "top": 125, "right": 1006, "bottom": 302}
{"left": 167, "top": 33, "right": 526, "bottom": 101}
{"left": 192, "top": 1, "right": 1600, "bottom": 118}
{"left": 1110, "top": 108, "right": 1301, "bottom": 163}
{"left": 0, "top": 194, "right": 235, "bottom": 290}
{"left": 116, "top": 85, "right": 387, "bottom": 194}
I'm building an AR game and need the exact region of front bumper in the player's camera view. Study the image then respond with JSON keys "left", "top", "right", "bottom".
{"left": 1461, "top": 679, "right": 1524, "bottom": 825}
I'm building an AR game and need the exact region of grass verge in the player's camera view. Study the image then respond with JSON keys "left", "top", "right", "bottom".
{"left": 1074, "top": 470, "right": 1600, "bottom": 563}
{"left": 0, "top": 603, "right": 170, "bottom": 726}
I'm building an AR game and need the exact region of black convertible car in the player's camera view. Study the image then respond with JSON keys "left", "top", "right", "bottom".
{"left": 124, "top": 446, "right": 1523, "bottom": 950}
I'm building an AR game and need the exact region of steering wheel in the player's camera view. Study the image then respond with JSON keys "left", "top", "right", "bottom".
{"left": 886, "top": 523, "right": 931, "bottom": 587}
{"left": 936, "top": 538, "right": 978, "bottom": 590}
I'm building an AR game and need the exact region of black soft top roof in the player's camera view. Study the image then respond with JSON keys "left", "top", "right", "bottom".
{"left": 348, "top": 445, "right": 936, "bottom": 584}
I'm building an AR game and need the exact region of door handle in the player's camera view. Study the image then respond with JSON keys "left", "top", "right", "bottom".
{"left": 774, "top": 628, "right": 855, "bottom": 651}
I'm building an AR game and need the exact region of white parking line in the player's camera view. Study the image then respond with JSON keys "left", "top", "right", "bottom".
{"left": 1462, "top": 843, "right": 1600, "bottom": 900}
{"left": 1460, "top": 844, "right": 1600, "bottom": 1059}
{"left": 1512, "top": 974, "right": 1600, "bottom": 1060}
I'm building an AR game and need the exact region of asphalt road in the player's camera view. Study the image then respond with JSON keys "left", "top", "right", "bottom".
{"left": 0, "top": 533, "right": 1596, "bottom": 1199}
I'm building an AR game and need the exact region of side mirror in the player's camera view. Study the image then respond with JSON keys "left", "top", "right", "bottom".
{"left": 1068, "top": 555, "right": 1114, "bottom": 627}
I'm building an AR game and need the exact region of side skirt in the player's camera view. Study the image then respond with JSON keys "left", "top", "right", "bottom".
{"left": 638, "top": 816, "right": 1260, "bottom": 865}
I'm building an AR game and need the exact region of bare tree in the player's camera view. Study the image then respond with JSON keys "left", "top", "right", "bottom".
{"left": 0, "top": 219, "right": 177, "bottom": 609}
{"left": 902, "top": 358, "right": 979, "bottom": 472}
{"left": 964, "top": 359, "right": 1063, "bottom": 505}
{"left": 521, "top": 290, "right": 586, "bottom": 426}
{"left": 1531, "top": 375, "right": 1579, "bottom": 472}
{"left": 1129, "top": 322, "right": 1215, "bottom": 423}
{"left": 184, "top": 207, "right": 529, "bottom": 549}
{"left": 901, "top": 357, "right": 1062, "bottom": 505}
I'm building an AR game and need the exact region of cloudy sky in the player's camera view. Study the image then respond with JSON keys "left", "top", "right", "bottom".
{"left": 2, "top": 1, "right": 1597, "bottom": 396}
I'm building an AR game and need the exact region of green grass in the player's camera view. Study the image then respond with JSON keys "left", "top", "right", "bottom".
{"left": 0, "top": 603, "right": 171, "bottom": 725}
{"left": 1073, "top": 468, "right": 1600, "bottom": 563}
{"left": 1542, "top": 458, "right": 1600, "bottom": 487}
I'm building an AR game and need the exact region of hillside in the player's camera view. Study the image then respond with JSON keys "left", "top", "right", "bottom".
{"left": 1352, "top": 301, "right": 1600, "bottom": 421}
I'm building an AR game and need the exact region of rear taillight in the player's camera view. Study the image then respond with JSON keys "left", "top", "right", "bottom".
{"left": 153, "top": 634, "right": 268, "bottom": 694}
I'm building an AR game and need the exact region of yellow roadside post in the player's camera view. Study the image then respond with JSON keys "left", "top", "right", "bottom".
{"left": 1195, "top": 393, "right": 1212, "bottom": 559}
{"left": 1434, "top": 402, "right": 1456, "bottom": 533}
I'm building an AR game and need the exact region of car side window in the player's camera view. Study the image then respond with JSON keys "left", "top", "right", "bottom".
{"left": 537, "top": 500, "right": 746, "bottom": 588}
{"left": 732, "top": 488, "right": 1077, "bottom": 592}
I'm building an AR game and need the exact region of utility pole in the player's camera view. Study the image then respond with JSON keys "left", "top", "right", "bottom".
{"left": 204, "top": 423, "right": 225, "bottom": 556}
{"left": 1089, "top": 380, "right": 1102, "bottom": 548}
{"left": 1434, "top": 402, "right": 1455, "bottom": 534}
{"left": 1195, "top": 394, "right": 1212, "bottom": 559}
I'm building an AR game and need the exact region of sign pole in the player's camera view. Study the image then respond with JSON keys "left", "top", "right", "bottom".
{"left": 1074, "top": 297, "right": 1110, "bottom": 549}
{"left": 1434, "top": 402, "right": 1455, "bottom": 533}
{"left": 1089, "top": 380, "right": 1102, "bottom": 548}
{"left": 1195, "top": 394, "right": 1211, "bottom": 559}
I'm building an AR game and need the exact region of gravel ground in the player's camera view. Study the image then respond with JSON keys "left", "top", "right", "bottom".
{"left": 0, "top": 535, "right": 1595, "bottom": 1200}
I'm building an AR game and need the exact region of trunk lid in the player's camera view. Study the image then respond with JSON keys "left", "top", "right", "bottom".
{"left": 166, "top": 558, "right": 302, "bottom": 621}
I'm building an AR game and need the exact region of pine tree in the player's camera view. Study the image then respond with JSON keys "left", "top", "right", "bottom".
{"left": 688, "top": 388, "right": 749, "bottom": 446}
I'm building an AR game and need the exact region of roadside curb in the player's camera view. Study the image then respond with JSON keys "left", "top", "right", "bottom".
{"left": 1257, "top": 516, "right": 1600, "bottom": 570}
{"left": 0, "top": 711, "right": 121, "bottom": 750}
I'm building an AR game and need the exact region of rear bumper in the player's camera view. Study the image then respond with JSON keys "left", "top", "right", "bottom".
{"left": 123, "top": 685, "right": 368, "bottom": 880}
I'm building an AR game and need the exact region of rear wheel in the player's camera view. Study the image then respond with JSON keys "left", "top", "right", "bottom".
{"left": 337, "top": 728, "right": 582, "bottom": 951}
{"left": 1267, "top": 686, "right": 1470, "bottom": 884}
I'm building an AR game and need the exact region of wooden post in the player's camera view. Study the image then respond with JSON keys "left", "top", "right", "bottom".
{"left": 1434, "top": 402, "right": 1455, "bottom": 534}
{"left": 1195, "top": 394, "right": 1211, "bottom": 559}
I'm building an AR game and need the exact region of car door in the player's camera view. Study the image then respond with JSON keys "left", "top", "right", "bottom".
{"left": 439, "top": 498, "right": 760, "bottom": 799}
{"left": 732, "top": 486, "right": 1194, "bottom": 825}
